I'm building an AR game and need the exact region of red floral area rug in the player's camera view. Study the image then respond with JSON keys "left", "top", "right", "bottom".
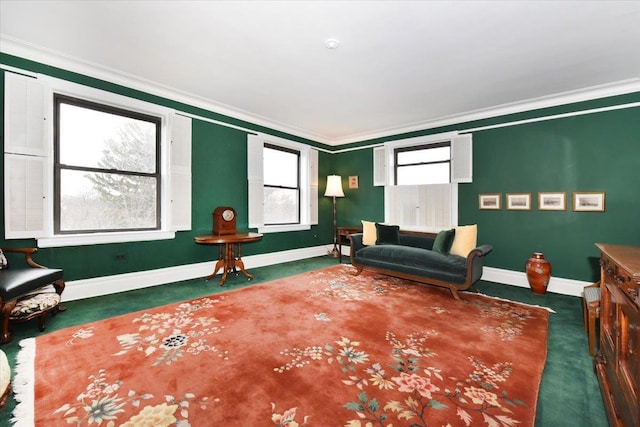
{"left": 13, "top": 265, "right": 549, "bottom": 426}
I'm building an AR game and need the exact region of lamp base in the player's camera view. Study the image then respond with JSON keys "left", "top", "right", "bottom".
{"left": 327, "top": 246, "right": 340, "bottom": 258}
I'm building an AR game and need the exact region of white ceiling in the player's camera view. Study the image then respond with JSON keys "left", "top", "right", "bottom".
{"left": 1, "top": 1, "right": 639, "bottom": 145}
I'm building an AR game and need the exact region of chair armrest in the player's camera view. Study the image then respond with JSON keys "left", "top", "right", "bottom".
{"left": 1, "top": 248, "right": 45, "bottom": 269}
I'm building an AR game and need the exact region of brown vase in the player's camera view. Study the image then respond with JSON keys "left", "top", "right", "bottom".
{"left": 526, "top": 252, "right": 551, "bottom": 295}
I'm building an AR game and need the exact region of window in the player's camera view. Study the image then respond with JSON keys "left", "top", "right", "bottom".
{"left": 247, "top": 134, "right": 318, "bottom": 233}
{"left": 395, "top": 142, "right": 451, "bottom": 185}
{"left": 3, "top": 72, "right": 192, "bottom": 246}
{"left": 263, "top": 144, "right": 300, "bottom": 225}
{"left": 54, "top": 95, "right": 161, "bottom": 233}
{"left": 375, "top": 132, "right": 472, "bottom": 232}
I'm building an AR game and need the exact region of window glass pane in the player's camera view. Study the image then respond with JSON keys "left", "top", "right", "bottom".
{"left": 397, "top": 163, "right": 450, "bottom": 185}
{"left": 264, "top": 187, "right": 299, "bottom": 224}
{"left": 59, "top": 103, "right": 157, "bottom": 173}
{"left": 59, "top": 169, "right": 157, "bottom": 231}
{"left": 264, "top": 146, "right": 298, "bottom": 186}
{"left": 397, "top": 146, "right": 450, "bottom": 165}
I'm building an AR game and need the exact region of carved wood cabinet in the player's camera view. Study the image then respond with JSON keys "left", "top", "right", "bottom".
{"left": 595, "top": 243, "right": 640, "bottom": 427}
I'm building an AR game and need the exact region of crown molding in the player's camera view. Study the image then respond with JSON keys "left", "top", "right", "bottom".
{"left": 0, "top": 35, "right": 329, "bottom": 145}
{"left": 2, "top": 35, "right": 639, "bottom": 148}
{"left": 330, "top": 78, "right": 640, "bottom": 145}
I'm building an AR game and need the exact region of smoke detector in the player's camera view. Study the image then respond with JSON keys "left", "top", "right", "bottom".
{"left": 325, "top": 38, "right": 340, "bottom": 49}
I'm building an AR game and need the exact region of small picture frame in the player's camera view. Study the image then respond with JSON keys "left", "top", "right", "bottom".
{"left": 479, "top": 193, "right": 501, "bottom": 210}
{"left": 538, "top": 192, "right": 567, "bottom": 211}
{"left": 506, "top": 193, "right": 531, "bottom": 210}
{"left": 573, "top": 192, "right": 605, "bottom": 212}
{"left": 348, "top": 176, "right": 359, "bottom": 189}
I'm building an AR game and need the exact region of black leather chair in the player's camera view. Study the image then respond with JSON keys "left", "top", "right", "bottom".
{"left": 0, "top": 248, "right": 66, "bottom": 344}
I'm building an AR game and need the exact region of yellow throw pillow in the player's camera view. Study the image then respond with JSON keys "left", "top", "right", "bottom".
{"left": 449, "top": 224, "right": 477, "bottom": 257}
{"left": 361, "top": 220, "right": 377, "bottom": 246}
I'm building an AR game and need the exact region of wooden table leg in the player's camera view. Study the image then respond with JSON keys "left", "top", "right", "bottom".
{"left": 206, "top": 244, "right": 226, "bottom": 282}
{"left": 205, "top": 242, "right": 254, "bottom": 285}
{"left": 234, "top": 243, "right": 254, "bottom": 280}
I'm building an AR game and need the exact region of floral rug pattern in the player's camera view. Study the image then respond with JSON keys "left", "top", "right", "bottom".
{"left": 16, "top": 265, "right": 549, "bottom": 426}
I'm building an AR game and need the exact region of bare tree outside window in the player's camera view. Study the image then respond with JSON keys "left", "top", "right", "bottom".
{"left": 55, "top": 96, "right": 161, "bottom": 233}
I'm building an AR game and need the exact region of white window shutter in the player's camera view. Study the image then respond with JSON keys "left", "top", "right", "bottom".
{"left": 451, "top": 133, "right": 472, "bottom": 183}
{"left": 169, "top": 114, "right": 192, "bottom": 231}
{"left": 309, "top": 149, "right": 318, "bottom": 225}
{"left": 385, "top": 185, "right": 417, "bottom": 226}
{"left": 416, "top": 184, "right": 452, "bottom": 230}
{"left": 247, "top": 135, "right": 264, "bottom": 228}
{"left": 373, "top": 146, "right": 386, "bottom": 186}
{"left": 4, "top": 72, "right": 46, "bottom": 156}
{"left": 385, "top": 184, "right": 454, "bottom": 232}
{"left": 4, "top": 154, "right": 47, "bottom": 238}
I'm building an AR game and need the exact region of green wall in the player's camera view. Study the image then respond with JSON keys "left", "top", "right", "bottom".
{"left": 331, "top": 149, "right": 385, "bottom": 227}
{"left": 334, "top": 100, "right": 640, "bottom": 282}
{"left": 2, "top": 52, "right": 639, "bottom": 285}
{"left": 0, "top": 54, "right": 334, "bottom": 282}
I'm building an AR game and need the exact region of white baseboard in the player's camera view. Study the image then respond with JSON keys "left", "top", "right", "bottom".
{"left": 62, "top": 245, "right": 588, "bottom": 302}
{"left": 482, "top": 267, "right": 590, "bottom": 297}
{"left": 63, "top": 245, "right": 328, "bottom": 301}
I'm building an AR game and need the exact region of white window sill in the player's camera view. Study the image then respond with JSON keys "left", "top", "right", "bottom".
{"left": 37, "top": 230, "right": 176, "bottom": 248}
{"left": 257, "top": 224, "right": 311, "bottom": 234}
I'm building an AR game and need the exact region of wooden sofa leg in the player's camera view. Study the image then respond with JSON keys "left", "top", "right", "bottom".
{"left": 0, "top": 300, "right": 17, "bottom": 344}
{"left": 351, "top": 266, "right": 364, "bottom": 276}
{"left": 449, "top": 288, "right": 461, "bottom": 301}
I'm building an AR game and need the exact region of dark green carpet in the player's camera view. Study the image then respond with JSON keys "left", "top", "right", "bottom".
{"left": 0, "top": 257, "right": 607, "bottom": 426}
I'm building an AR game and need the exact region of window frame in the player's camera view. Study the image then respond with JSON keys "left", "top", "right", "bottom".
{"left": 3, "top": 72, "right": 192, "bottom": 247}
{"left": 263, "top": 143, "right": 301, "bottom": 226}
{"left": 53, "top": 94, "right": 163, "bottom": 234}
{"left": 394, "top": 141, "right": 451, "bottom": 185}
{"left": 247, "top": 133, "right": 318, "bottom": 234}
{"left": 376, "top": 131, "right": 472, "bottom": 232}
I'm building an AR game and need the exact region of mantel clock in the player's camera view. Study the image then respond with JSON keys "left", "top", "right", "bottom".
{"left": 212, "top": 206, "right": 237, "bottom": 235}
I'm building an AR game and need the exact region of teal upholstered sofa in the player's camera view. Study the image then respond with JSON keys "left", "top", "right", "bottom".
{"left": 348, "top": 230, "right": 492, "bottom": 300}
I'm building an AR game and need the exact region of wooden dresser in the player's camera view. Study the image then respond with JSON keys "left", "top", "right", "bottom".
{"left": 595, "top": 243, "right": 640, "bottom": 427}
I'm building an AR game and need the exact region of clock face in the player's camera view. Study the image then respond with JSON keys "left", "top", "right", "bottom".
{"left": 222, "top": 209, "right": 235, "bottom": 221}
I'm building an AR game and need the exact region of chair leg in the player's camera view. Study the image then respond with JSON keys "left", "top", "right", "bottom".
{"left": 0, "top": 300, "right": 17, "bottom": 344}
{"left": 53, "top": 279, "right": 67, "bottom": 312}
{"left": 38, "top": 313, "right": 46, "bottom": 332}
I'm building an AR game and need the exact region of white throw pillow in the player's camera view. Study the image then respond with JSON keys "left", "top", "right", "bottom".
{"left": 450, "top": 224, "right": 478, "bottom": 257}
{"left": 361, "top": 220, "right": 377, "bottom": 246}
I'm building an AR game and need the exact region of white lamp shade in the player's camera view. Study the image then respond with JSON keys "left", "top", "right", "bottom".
{"left": 324, "top": 175, "right": 344, "bottom": 197}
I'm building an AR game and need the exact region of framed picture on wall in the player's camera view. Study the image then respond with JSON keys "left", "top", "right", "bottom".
{"left": 479, "top": 193, "right": 501, "bottom": 210}
{"left": 573, "top": 192, "right": 605, "bottom": 212}
{"left": 538, "top": 192, "right": 567, "bottom": 211}
{"left": 506, "top": 193, "right": 531, "bottom": 210}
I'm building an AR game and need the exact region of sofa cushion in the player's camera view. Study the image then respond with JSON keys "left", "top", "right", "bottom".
{"left": 361, "top": 220, "right": 377, "bottom": 245}
{"left": 375, "top": 223, "right": 400, "bottom": 245}
{"left": 450, "top": 224, "right": 477, "bottom": 257}
{"left": 356, "top": 245, "right": 466, "bottom": 273}
{"left": 355, "top": 245, "right": 468, "bottom": 284}
{"left": 432, "top": 229, "right": 455, "bottom": 254}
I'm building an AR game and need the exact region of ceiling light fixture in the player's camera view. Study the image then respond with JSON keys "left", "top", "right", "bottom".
{"left": 325, "top": 38, "right": 340, "bottom": 49}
